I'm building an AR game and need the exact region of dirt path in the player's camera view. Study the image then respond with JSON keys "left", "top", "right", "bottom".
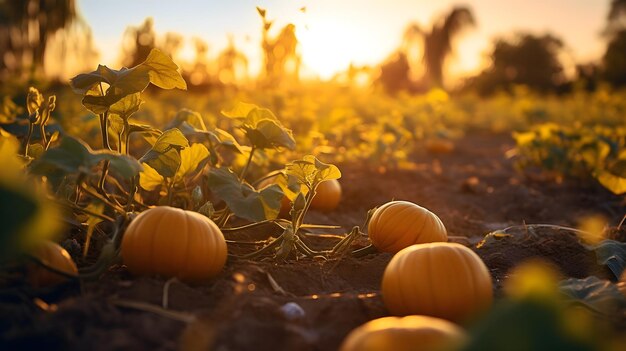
{"left": 1, "top": 133, "right": 624, "bottom": 351}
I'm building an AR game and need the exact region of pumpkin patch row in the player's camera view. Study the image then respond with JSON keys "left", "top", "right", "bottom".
{"left": 339, "top": 200, "right": 494, "bottom": 350}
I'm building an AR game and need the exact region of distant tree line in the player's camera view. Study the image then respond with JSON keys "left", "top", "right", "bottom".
{"left": 378, "top": 0, "right": 626, "bottom": 95}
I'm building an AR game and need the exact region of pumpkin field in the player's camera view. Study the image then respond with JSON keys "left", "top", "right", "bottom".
{"left": 2, "top": 1, "right": 626, "bottom": 350}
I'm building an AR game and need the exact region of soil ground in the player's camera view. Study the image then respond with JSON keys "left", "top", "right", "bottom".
{"left": 1, "top": 132, "right": 625, "bottom": 351}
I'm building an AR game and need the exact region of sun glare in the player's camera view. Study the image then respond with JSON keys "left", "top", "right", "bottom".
{"left": 295, "top": 18, "right": 386, "bottom": 80}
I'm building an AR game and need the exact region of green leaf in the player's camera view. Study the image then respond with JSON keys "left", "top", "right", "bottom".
{"left": 595, "top": 170, "right": 626, "bottom": 195}
{"left": 138, "top": 163, "right": 163, "bottom": 191}
{"left": 0, "top": 186, "right": 37, "bottom": 260}
{"left": 463, "top": 298, "right": 598, "bottom": 351}
{"left": 81, "top": 202, "right": 104, "bottom": 257}
{"left": 221, "top": 102, "right": 295, "bottom": 150}
{"left": 139, "top": 128, "right": 189, "bottom": 178}
{"left": 167, "top": 109, "right": 206, "bottom": 131}
{"left": 208, "top": 167, "right": 283, "bottom": 222}
{"left": 221, "top": 101, "right": 259, "bottom": 120}
{"left": 593, "top": 240, "right": 626, "bottom": 279}
{"left": 560, "top": 276, "right": 626, "bottom": 314}
{"left": 141, "top": 49, "right": 188, "bottom": 90}
{"left": 175, "top": 143, "right": 210, "bottom": 181}
{"left": 197, "top": 201, "right": 215, "bottom": 218}
{"left": 70, "top": 49, "right": 186, "bottom": 113}
{"left": 286, "top": 155, "right": 341, "bottom": 187}
{"left": 243, "top": 119, "right": 296, "bottom": 150}
{"left": 109, "top": 93, "right": 143, "bottom": 119}
{"left": 30, "top": 135, "right": 142, "bottom": 179}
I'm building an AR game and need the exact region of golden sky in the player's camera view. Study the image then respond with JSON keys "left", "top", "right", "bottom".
{"left": 80, "top": 0, "right": 609, "bottom": 81}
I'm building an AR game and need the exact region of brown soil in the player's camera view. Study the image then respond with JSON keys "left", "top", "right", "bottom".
{"left": 1, "top": 133, "right": 625, "bottom": 351}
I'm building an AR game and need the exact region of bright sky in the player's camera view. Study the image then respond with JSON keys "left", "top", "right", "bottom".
{"left": 78, "top": 0, "right": 610, "bottom": 80}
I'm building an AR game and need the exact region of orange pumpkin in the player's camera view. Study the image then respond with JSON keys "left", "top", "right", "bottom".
{"left": 310, "top": 179, "right": 342, "bottom": 212}
{"left": 121, "top": 206, "right": 227, "bottom": 282}
{"left": 28, "top": 241, "right": 78, "bottom": 287}
{"left": 259, "top": 176, "right": 342, "bottom": 215}
{"left": 368, "top": 201, "right": 447, "bottom": 253}
{"left": 425, "top": 139, "right": 455, "bottom": 154}
{"left": 340, "top": 315, "right": 467, "bottom": 351}
{"left": 382, "top": 242, "right": 493, "bottom": 322}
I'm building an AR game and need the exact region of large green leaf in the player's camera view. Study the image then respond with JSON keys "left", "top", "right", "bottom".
{"left": 139, "top": 128, "right": 189, "bottom": 178}
{"left": 208, "top": 167, "right": 283, "bottom": 222}
{"left": 30, "top": 135, "right": 142, "bottom": 179}
{"left": 167, "top": 109, "right": 243, "bottom": 155}
{"left": 176, "top": 143, "right": 210, "bottom": 181}
{"left": 286, "top": 155, "right": 341, "bottom": 188}
{"left": 462, "top": 298, "right": 597, "bottom": 351}
{"left": 140, "top": 49, "right": 188, "bottom": 90}
{"left": 221, "top": 102, "right": 295, "bottom": 150}
{"left": 70, "top": 49, "right": 186, "bottom": 113}
{"left": 166, "top": 109, "right": 207, "bottom": 131}
{"left": 0, "top": 186, "right": 37, "bottom": 260}
{"left": 109, "top": 93, "right": 143, "bottom": 119}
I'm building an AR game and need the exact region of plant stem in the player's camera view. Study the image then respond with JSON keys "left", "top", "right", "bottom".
{"left": 55, "top": 200, "right": 115, "bottom": 222}
{"left": 99, "top": 112, "right": 111, "bottom": 151}
{"left": 239, "top": 146, "right": 256, "bottom": 184}
{"left": 351, "top": 244, "right": 378, "bottom": 257}
{"left": 39, "top": 122, "right": 47, "bottom": 148}
{"left": 221, "top": 220, "right": 274, "bottom": 232}
{"left": 23, "top": 121, "right": 34, "bottom": 157}
{"left": 167, "top": 177, "right": 176, "bottom": 205}
{"left": 240, "top": 235, "right": 284, "bottom": 259}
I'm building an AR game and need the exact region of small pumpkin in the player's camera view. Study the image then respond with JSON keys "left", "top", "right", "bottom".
{"left": 425, "top": 139, "right": 455, "bottom": 154}
{"left": 368, "top": 201, "right": 447, "bottom": 253}
{"left": 258, "top": 176, "right": 342, "bottom": 215}
{"left": 28, "top": 240, "right": 78, "bottom": 287}
{"left": 121, "top": 206, "right": 227, "bottom": 282}
{"left": 340, "top": 315, "right": 467, "bottom": 351}
{"left": 382, "top": 242, "right": 493, "bottom": 322}
{"left": 310, "top": 179, "right": 342, "bottom": 212}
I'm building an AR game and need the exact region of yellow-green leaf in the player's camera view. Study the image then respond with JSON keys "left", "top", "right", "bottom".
{"left": 139, "top": 163, "right": 164, "bottom": 191}
{"left": 175, "top": 143, "right": 210, "bottom": 181}
{"left": 595, "top": 170, "right": 626, "bottom": 195}
{"left": 142, "top": 49, "right": 187, "bottom": 90}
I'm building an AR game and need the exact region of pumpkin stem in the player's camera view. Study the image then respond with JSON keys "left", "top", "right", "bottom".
{"left": 162, "top": 277, "right": 179, "bottom": 309}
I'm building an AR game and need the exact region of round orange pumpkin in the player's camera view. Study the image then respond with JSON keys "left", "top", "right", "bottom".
{"left": 368, "top": 201, "right": 447, "bottom": 253}
{"left": 340, "top": 315, "right": 467, "bottom": 351}
{"left": 121, "top": 206, "right": 227, "bottom": 282}
{"left": 258, "top": 176, "right": 342, "bottom": 215}
{"left": 382, "top": 242, "right": 493, "bottom": 322}
{"left": 28, "top": 241, "right": 78, "bottom": 287}
{"left": 310, "top": 179, "right": 342, "bottom": 212}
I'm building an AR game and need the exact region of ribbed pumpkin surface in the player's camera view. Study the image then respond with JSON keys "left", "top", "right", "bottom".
{"left": 340, "top": 315, "right": 467, "bottom": 351}
{"left": 121, "top": 206, "right": 227, "bottom": 282}
{"left": 382, "top": 242, "right": 493, "bottom": 322}
{"left": 29, "top": 241, "right": 78, "bottom": 287}
{"left": 368, "top": 201, "right": 447, "bottom": 253}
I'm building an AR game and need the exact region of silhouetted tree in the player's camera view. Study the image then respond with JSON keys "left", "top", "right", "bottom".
{"left": 377, "top": 52, "right": 413, "bottom": 93}
{"left": 606, "top": 0, "right": 626, "bottom": 35}
{"left": 121, "top": 18, "right": 156, "bottom": 68}
{"left": 0, "top": 0, "right": 77, "bottom": 79}
{"left": 257, "top": 7, "right": 300, "bottom": 87}
{"left": 217, "top": 36, "right": 248, "bottom": 85}
{"left": 603, "top": 0, "right": 626, "bottom": 86}
{"left": 402, "top": 7, "right": 475, "bottom": 88}
{"left": 466, "top": 34, "right": 566, "bottom": 95}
